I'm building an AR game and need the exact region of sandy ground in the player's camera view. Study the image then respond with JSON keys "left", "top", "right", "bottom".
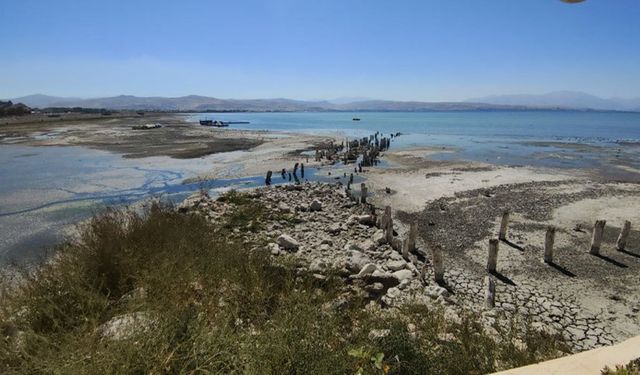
{"left": 367, "top": 148, "right": 583, "bottom": 213}
{"left": 363, "top": 146, "right": 640, "bottom": 351}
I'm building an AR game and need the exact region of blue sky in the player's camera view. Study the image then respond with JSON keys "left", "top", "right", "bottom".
{"left": 1, "top": 0, "right": 639, "bottom": 100}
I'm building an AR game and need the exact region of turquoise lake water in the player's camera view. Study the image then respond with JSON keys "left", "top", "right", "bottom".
{"left": 193, "top": 111, "right": 640, "bottom": 170}
{"left": 2, "top": 111, "right": 640, "bottom": 263}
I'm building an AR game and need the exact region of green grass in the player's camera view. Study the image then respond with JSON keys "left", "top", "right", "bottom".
{"left": 0, "top": 194, "right": 569, "bottom": 374}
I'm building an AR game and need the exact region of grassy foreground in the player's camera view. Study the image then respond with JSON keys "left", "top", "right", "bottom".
{"left": 0, "top": 194, "right": 568, "bottom": 374}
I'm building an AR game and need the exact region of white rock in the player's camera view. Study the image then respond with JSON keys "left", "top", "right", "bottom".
{"left": 96, "top": 312, "right": 156, "bottom": 341}
{"left": 386, "top": 287, "right": 401, "bottom": 299}
{"left": 355, "top": 215, "right": 376, "bottom": 226}
{"left": 392, "top": 269, "right": 413, "bottom": 282}
{"left": 277, "top": 234, "right": 300, "bottom": 251}
{"left": 359, "top": 239, "right": 376, "bottom": 252}
{"left": 357, "top": 263, "right": 378, "bottom": 277}
{"left": 387, "top": 260, "right": 407, "bottom": 271}
{"left": 372, "top": 229, "right": 386, "bottom": 245}
{"left": 278, "top": 202, "right": 291, "bottom": 213}
{"left": 267, "top": 242, "right": 281, "bottom": 255}
{"left": 346, "top": 250, "right": 371, "bottom": 272}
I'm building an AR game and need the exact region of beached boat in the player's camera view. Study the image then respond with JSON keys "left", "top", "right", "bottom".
{"left": 199, "top": 119, "right": 250, "bottom": 127}
{"left": 200, "top": 120, "right": 229, "bottom": 127}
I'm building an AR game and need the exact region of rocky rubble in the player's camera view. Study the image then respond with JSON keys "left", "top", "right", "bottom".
{"left": 181, "top": 181, "right": 621, "bottom": 352}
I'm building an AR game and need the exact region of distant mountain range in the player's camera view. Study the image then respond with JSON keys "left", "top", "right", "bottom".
{"left": 468, "top": 91, "right": 640, "bottom": 112}
{"left": 8, "top": 91, "right": 640, "bottom": 112}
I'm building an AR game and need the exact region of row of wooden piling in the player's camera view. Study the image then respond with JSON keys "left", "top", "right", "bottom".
{"left": 484, "top": 212, "right": 634, "bottom": 308}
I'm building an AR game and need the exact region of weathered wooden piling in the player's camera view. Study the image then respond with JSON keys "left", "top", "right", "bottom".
{"left": 485, "top": 276, "right": 496, "bottom": 309}
{"left": 360, "top": 183, "right": 368, "bottom": 204}
{"left": 487, "top": 239, "right": 499, "bottom": 273}
{"left": 402, "top": 239, "right": 409, "bottom": 260}
{"left": 385, "top": 211, "right": 394, "bottom": 244}
{"left": 265, "top": 170, "right": 272, "bottom": 186}
{"left": 300, "top": 163, "right": 305, "bottom": 178}
{"left": 616, "top": 220, "right": 631, "bottom": 251}
{"left": 544, "top": 226, "right": 556, "bottom": 263}
{"left": 498, "top": 211, "right": 510, "bottom": 240}
{"left": 590, "top": 220, "right": 606, "bottom": 255}
{"left": 349, "top": 173, "right": 354, "bottom": 184}
{"left": 281, "top": 168, "right": 286, "bottom": 179}
{"left": 432, "top": 245, "right": 444, "bottom": 283}
{"left": 407, "top": 223, "right": 417, "bottom": 252}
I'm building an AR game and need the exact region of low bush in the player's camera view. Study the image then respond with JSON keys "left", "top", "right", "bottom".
{"left": 0, "top": 197, "right": 568, "bottom": 374}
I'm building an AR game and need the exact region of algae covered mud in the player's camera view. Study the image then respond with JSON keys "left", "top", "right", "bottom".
{"left": 1, "top": 110, "right": 640, "bottom": 264}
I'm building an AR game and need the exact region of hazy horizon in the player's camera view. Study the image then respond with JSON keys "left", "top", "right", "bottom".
{"left": 1, "top": 1, "right": 639, "bottom": 100}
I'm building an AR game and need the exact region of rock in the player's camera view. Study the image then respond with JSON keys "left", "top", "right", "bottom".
{"left": 365, "top": 282, "right": 385, "bottom": 294}
{"left": 369, "top": 270, "right": 400, "bottom": 288}
{"left": 327, "top": 223, "right": 342, "bottom": 234}
{"left": 277, "top": 234, "right": 300, "bottom": 251}
{"left": 119, "top": 287, "right": 147, "bottom": 303}
{"left": 392, "top": 269, "right": 413, "bottom": 282}
{"left": 346, "top": 250, "right": 371, "bottom": 272}
{"left": 309, "top": 199, "right": 322, "bottom": 211}
{"left": 386, "top": 287, "right": 401, "bottom": 299}
{"left": 309, "top": 259, "right": 326, "bottom": 273}
{"left": 386, "top": 260, "right": 407, "bottom": 271}
{"left": 372, "top": 229, "right": 386, "bottom": 245}
{"left": 357, "top": 263, "right": 378, "bottom": 277}
{"left": 278, "top": 202, "right": 291, "bottom": 213}
{"left": 355, "top": 215, "right": 376, "bottom": 226}
{"left": 360, "top": 239, "right": 377, "bottom": 252}
{"left": 267, "top": 242, "right": 281, "bottom": 255}
{"left": 96, "top": 312, "right": 156, "bottom": 341}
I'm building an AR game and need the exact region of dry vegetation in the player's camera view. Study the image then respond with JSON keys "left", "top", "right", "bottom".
{"left": 0, "top": 193, "right": 568, "bottom": 374}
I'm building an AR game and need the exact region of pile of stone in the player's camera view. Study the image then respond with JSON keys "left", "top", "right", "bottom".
{"left": 182, "top": 182, "right": 617, "bottom": 351}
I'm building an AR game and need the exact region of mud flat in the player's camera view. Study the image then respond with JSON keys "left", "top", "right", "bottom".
{"left": 363, "top": 147, "right": 640, "bottom": 352}
{"left": 0, "top": 113, "right": 336, "bottom": 160}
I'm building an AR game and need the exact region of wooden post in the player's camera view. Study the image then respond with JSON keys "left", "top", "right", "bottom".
{"left": 402, "top": 239, "right": 409, "bottom": 260}
{"left": 432, "top": 245, "right": 444, "bottom": 284}
{"left": 265, "top": 170, "right": 272, "bottom": 186}
{"left": 485, "top": 276, "right": 496, "bottom": 309}
{"left": 407, "top": 223, "right": 417, "bottom": 252}
{"left": 590, "top": 220, "right": 606, "bottom": 255}
{"left": 544, "top": 226, "right": 556, "bottom": 263}
{"left": 487, "top": 239, "right": 499, "bottom": 273}
{"left": 360, "top": 183, "right": 367, "bottom": 204}
{"left": 498, "top": 211, "right": 510, "bottom": 240}
{"left": 379, "top": 205, "right": 391, "bottom": 230}
{"left": 386, "top": 216, "right": 394, "bottom": 244}
{"left": 616, "top": 220, "right": 631, "bottom": 251}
